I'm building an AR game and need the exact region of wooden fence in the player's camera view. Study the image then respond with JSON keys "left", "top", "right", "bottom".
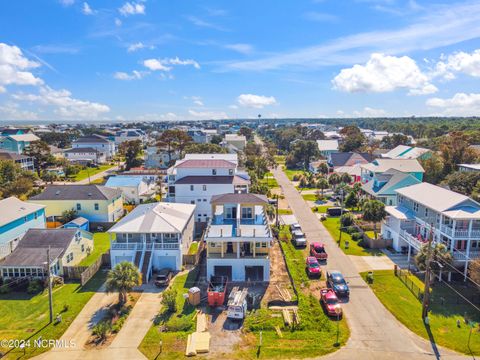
{"left": 183, "top": 241, "right": 206, "bottom": 266}
{"left": 63, "top": 251, "right": 109, "bottom": 286}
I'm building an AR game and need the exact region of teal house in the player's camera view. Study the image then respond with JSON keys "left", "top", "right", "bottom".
{"left": 0, "top": 133, "right": 40, "bottom": 154}
{"left": 361, "top": 158, "right": 425, "bottom": 183}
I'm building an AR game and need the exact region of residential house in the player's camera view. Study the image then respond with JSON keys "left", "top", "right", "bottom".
{"left": 205, "top": 193, "right": 272, "bottom": 282}
{"left": 381, "top": 182, "right": 480, "bottom": 277}
{"left": 317, "top": 139, "right": 339, "bottom": 158}
{"left": 381, "top": 145, "right": 431, "bottom": 160}
{"left": 64, "top": 147, "right": 106, "bottom": 164}
{"left": 114, "top": 129, "right": 146, "bottom": 145}
{"left": 361, "top": 158, "right": 425, "bottom": 183}
{"left": 187, "top": 129, "right": 212, "bottom": 143}
{"left": 0, "top": 150, "right": 35, "bottom": 171}
{"left": 0, "top": 197, "right": 46, "bottom": 260}
{"left": 328, "top": 152, "right": 374, "bottom": 182}
{"left": 361, "top": 169, "right": 421, "bottom": 206}
{"left": 458, "top": 164, "right": 480, "bottom": 172}
{"left": 108, "top": 202, "right": 195, "bottom": 282}
{"left": 28, "top": 185, "right": 124, "bottom": 223}
{"left": 72, "top": 134, "right": 116, "bottom": 160}
{"left": 0, "top": 228, "right": 94, "bottom": 279}
{"left": 145, "top": 146, "right": 179, "bottom": 169}
{"left": 166, "top": 153, "right": 250, "bottom": 226}
{"left": 0, "top": 128, "right": 31, "bottom": 136}
{"left": 0, "top": 133, "right": 40, "bottom": 154}
{"left": 105, "top": 175, "right": 156, "bottom": 204}
{"left": 223, "top": 134, "right": 247, "bottom": 151}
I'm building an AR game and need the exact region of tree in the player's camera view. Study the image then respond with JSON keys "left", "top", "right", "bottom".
{"left": 344, "top": 190, "right": 358, "bottom": 210}
{"left": 328, "top": 173, "right": 341, "bottom": 191}
{"left": 156, "top": 130, "right": 192, "bottom": 164}
{"left": 340, "top": 173, "right": 352, "bottom": 184}
{"left": 210, "top": 134, "right": 223, "bottom": 145}
{"left": 61, "top": 209, "right": 78, "bottom": 223}
{"left": 469, "top": 259, "right": 480, "bottom": 288}
{"left": 161, "top": 288, "right": 178, "bottom": 313}
{"left": 440, "top": 132, "right": 477, "bottom": 175}
{"left": 420, "top": 154, "right": 444, "bottom": 184}
{"left": 316, "top": 177, "right": 329, "bottom": 197}
{"left": 362, "top": 200, "right": 387, "bottom": 240}
{"left": 184, "top": 143, "right": 227, "bottom": 154}
{"left": 105, "top": 261, "right": 142, "bottom": 305}
{"left": 442, "top": 171, "right": 480, "bottom": 198}
{"left": 290, "top": 140, "right": 320, "bottom": 170}
{"left": 238, "top": 127, "right": 254, "bottom": 141}
{"left": 382, "top": 134, "right": 410, "bottom": 149}
{"left": 119, "top": 140, "right": 143, "bottom": 170}
{"left": 0, "top": 160, "right": 35, "bottom": 199}
{"left": 415, "top": 243, "right": 452, "bottom": 272}
{"left": 339, "top": 126, "right": 366, "bottom": 152}
{"left": 317, "top": 162, "right": 329, "bottom": 176}
{"left": 23, "top": 140, "right": 54, "bottom": 176}
{"left": 41, "top": 171, "right": 58, "bottom": 184}
{"left": 340, "top": 213, "right": 355, "bottom": 227}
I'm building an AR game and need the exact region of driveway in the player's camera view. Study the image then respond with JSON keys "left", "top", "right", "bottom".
{"left": 271, "top": 166, "right": 464, "bottom": 359}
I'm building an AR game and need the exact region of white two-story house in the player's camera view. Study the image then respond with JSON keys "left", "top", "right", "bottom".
{"left": 166, "top": 153, "right": 250, "bottom": 226}
{"left": 381, "top": 182, "right": 480, "bottom": 279}
{"left": 108, "top": 202, "right": 195, "bottom": 283}
{"left": 205, "top": 193, "right": 272, "bottom": 282}
{"left": 72, "top": 134, "right": 116, "bottom": 161}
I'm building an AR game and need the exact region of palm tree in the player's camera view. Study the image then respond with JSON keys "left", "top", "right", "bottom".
{"left": 328, "top": 173, "right": 341, "bottom": 191}
{"left": 340, "top": 172, "right": 352, "bottom": 184}
{"left": 415, "top": 243, "right": 453, "bottom": 272}
{"left": 362, "top": 200, "right": 387, "bottom": 240}
{"left": 316, "top": 177, "right": 329, "bottom": 197}
{"left": 106, "top": 261, "right": 142, "bottom": 305}
{"left": 318, "top": 162, "right": 329, "bottom": 176}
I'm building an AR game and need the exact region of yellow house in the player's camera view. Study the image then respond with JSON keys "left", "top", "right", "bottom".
{"left": 28, "top": 185, "right": 124, "bottom": 223}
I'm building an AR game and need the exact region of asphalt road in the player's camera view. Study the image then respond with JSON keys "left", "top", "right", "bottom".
{"left": 270, "top": 162, "right": 466, "bottom": 359}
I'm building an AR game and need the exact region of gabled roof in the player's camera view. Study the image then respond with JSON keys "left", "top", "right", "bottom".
{"left": 0, "top": 197, "right": 45, "bottom": 227}
{"left": 361, "top": 159, "right": 424, "bottom": 173}
{"left": 211, "top": 193, "right": 268, "bottom": 205}
{"left": 73, "top": 134, "right": 111, "bottom": 144}
{"left": 105, "top": 176, "right": 145, "bottom": 187}
{"left": 175, "top": 175, "right": 250, "bottom": 185}
{"left": 6, "top": 134, "right": 40, "bottom": 142}
{"left": 64, "top": 147, "right": 98, "bottom": 154}
{"left": 183, "top": 153, "right": 238, "bottom": 164}
{"left": 458, "top": 164, "right": 480, "bottom": 170}
{"left": 317, "top": 139, "right": 339, "bottom": 151}
{"left": 108, "top": 202, "right": 195, "bottom": 233}
{"left": 176, "top": 159, "right": 236, "bottom": 168}
{"left": 329, "top": 152, "right": 374, "bottom": 167}
{"left": 0, "top": 150, "right": 31, "bottom": 161}
{"left": 382, "top": 145, "right": 430, "bottom": 160}
{"left": 29, "top": 185, "right": 122, "bottom": 201}
{"left": 362, "top": 169, "right": 420, "bottom": 196}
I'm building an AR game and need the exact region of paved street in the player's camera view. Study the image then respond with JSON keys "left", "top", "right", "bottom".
{"left": 271, "top": 165, "right": 466, "bottom": 359}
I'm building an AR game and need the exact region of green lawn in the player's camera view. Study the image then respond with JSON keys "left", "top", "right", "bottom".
{"left": 278, "top": 208, "right": 293, "bottom": 215}
{"left": 284, "top": 169, "right": 307, "bottom": 181}
{"left": 138, "top": 269, "right": 198, "bottom": 360}
{"left": 362, "top": 270, "right": 480, "bottom": 355}
{"left": 302, "top": 194, "right": 317, "bottom": 202}
{"left": 71, "top": 165, "right": 115, "bottom": 182}
{"left": 313, "top": 205, "right": 331, "bottom": 213}
{"left": 259, "top": 176, "right": 279, "bottom": 189}
{"left": 77, "top": 232, "right": 112, "bottom": 267}
{"left": 0, "top": 271, "right": 106, "bottom": 359}
{"left": 321, "top": 217, "right": 383, "bottom": 256}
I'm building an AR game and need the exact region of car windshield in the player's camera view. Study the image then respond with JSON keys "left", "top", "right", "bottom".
{"left": 314, "top": 246, "right": 324, "bottom": 252}
{"left": 309, "top": 262, "right": 319, "bottom": 268}
{"left": 326, "top": 298, "right": 338, "bottom": 305}
{"left": 332, "top": 276, "right": 346, "bottom": 285}
{"left": 157, "top": 275, "right": 166, "bottom": 280}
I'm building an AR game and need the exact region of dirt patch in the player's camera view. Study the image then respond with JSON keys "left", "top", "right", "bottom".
{"left": 207, "top": 308, "right": 243, "bottom": 356}
{"left": 263, "top": 241, "right": 296, "bottom": 305}
{"left": 270, "top": 187, "right": 290, "bottom": 211}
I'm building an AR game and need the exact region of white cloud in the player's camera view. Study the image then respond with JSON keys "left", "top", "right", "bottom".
{"left": 224, "top": 43, "right": 253, "bottom": 55}
{"left": 59, "top": 0, "right": 74, "bottom": 6}
{"left": 164, "top": 57, "right": 200, "bottom": 69}
{"left": 433, "top": 49, "right": 480, "bottom": 80}
{"left": 352, "top": 107, "right": 387, "bottom": 117}
{"left": 188, "top": 109, "right": 228, "bottom": 120}
{"left": 229, "top": 104, "right": 238, "bottom": 109}
{"left": 237, "top": 94, "right": 277, "bottom": 108}
{"left": 304, "top": 11, "right": 338, "bottom": 22}
{"left": 143, "top": 57, "right": 200, "bottom": 71}
{"left": 119, "top": 2, "right": 145, "bottom": 16}
{"left": 332, "top": 53, "right": 437, "bottom": 95}
{"left": 426, "top": 93, "right": 480, "bottom": 116}
{"left": 82, "top": 2, "right": 94, "bottom": 15}
{"left": 0, "top": 102, "right": 39, "bottom": 120}
{"left": 0, "top": 43, "right": 43, "bottom": 91}
{"left": 193, "top": 100, "right": 204, "bottom": 106}
{"left": 127, "top": 42, "right": 146, "bottom": 52}
{"left": 227, "top": 2, "right": 480, "bottom": 71}
{"left": 13, "top": 86, "right": 110, "bottom": 119}
{"left": 143, "top": 59, "right": 171, "bottom": 72}
{"left": 113, "top": 70, "right": 146, "bottom": 80}
{"left": 115, "top": 18, "right": 122, "bottom": 26}
{"left": 185, "top": 15, "right": 226, "bottom": 31}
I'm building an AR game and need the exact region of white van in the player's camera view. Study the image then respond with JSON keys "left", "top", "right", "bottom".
{"left": 227, "top": 287, "right": 248, "bottom": 320}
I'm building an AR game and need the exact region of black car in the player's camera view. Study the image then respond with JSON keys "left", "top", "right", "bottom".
{"left": 326, "top": 270, "right": 350, "bottom": 297}
{"left": 154, "top": 268, "right": 173, "bottom": 287}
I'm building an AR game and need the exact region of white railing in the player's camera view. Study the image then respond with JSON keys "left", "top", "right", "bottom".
{"left": 399, "top": 230, "right": 426, "bottom": 251}
{"left": 153, "top": 243, "right": 179, "bottom": 250}
{"left": 111, "top": 242, "right": 138, "bottom": 250}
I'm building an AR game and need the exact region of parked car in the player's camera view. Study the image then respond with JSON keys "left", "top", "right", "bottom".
{"left": 292, "top": 229, "right": 307, "bottom": 247}
{"left": 305, "top": 256, "right": 321, "bottom": 277}
{"left": 326, "top": 270, "right": 350, "bottom": 297}
{"left": 154, "top": 268, "right": 173, "bottom": 287}
{"left": 310, "top": 242, "right": 328, "bottom": 261}
{"left": 290, "top": 223, "right": 302, "bottom": 232}
{"left": 227, "top": 287, "right": 248, "bottom": 320}
{"left": 320, "top": 288, "right": 342, "bottom": 317}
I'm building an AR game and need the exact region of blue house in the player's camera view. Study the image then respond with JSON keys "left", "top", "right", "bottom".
{"left": 0, "top": 197, "right": 46, "bottom": 259}
{"left": 360, "top": 158, "right": 425, "bottom": 183}
{"left": 0, "top": 133, "right": 40, "bottom": 154}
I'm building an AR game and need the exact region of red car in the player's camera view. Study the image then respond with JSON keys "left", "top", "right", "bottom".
{"left": 320, "top": 288, "right": 342, "bottom": 317}
{"left": 310, "top": 242, "right": 328, "bottom": 261}
{"left": 305, "top": 256, "right": 321, "bottom": 277}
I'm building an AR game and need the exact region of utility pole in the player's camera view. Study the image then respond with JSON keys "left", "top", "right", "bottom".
{"left": 46, "top": 246, "right": 53, "bottom": 323}
{"left": 275, "top": 194, "right": 279, "bottom": 227}
{"left": 422, "top": 225, "right": 434, "bottom": 321}
{"left": 338, "top": 189, "right": 344, "bottom": 247}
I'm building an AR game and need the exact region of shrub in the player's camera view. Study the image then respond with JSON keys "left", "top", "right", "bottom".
{"left": 161, "top": 288, "right": 178, "bottom": 313}
{"left": 27, "top": 279, "right": 44, "bottom": 294}
{"left": 165, "top": 316, "right": 194, "bottom": 332}
{"left": 92, "top": 320, "right": 111, "bottom": 341}
{"left": 340, "top": 213, "right": 355, "bottom": 228}
{"left": 351, "top": 232, "right": 363, "bottom": 241}
{"left": 0, "top": 284, "right": 10, "bottom": 294}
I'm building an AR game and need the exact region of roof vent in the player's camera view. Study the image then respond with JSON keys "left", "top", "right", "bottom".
{"left": 55, "top": 191, "right": 60, "bottom": 195}
{"left": 88, "top": 192, "right": 92, "bottom": 197}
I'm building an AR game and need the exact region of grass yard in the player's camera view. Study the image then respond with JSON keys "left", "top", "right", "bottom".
{"left": 313, "top": 205, "right": 332, "bottom": 213}
{"left": 259, "top": 175, "right": 279, "bottom": 189}
{"left": 321, "top": 217, "right": 383, "bottom": 256}
{"left": 71, "top": 165, "right": 115, "bottom": 182}
{"left": 302, "top": 193, "right": 318, "bottom": 202}
{"left": 0, "top": 271, "right": 106, "bottom": 359}
{"left": 362, "top": 270, "right": 480, "bottom": 355}
{"left": 278, "top": 208, "right": 293, "bottom": 215}
{"left": 138, "top": 269, "right": 198, "bottom": 360}
{"left": 78, "top": 232, "right": 113, "bottom": 267}
{"left": 283, "top": 169, "right": 307, "bottom": 181}
{"left": 188, "top": 241, "right": 199, "bottom": 255}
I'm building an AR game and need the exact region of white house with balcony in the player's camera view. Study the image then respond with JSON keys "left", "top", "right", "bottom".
{"left": 205, "top": 193, "right": 272, "bottom": 282}
{"left": 381, "top": 182, "right": 480, "bottom": 278}
{"left": 166, "top": 153, "right": 250, "bottom": 226}
{"left": 108, "top": 202, "right": 195, "bottom": 283}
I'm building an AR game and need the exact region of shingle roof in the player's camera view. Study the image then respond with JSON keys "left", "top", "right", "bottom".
{"left": 29, "top": 185, "right": 122, "bottom": 201}
{"left": 211, "top": 193, "right": 268, "bottom": 205}
{"left": 175, "top": 175, "right": 250, "bottom": 185}
{"left": 329, "top": 152, "right": 374, "bottom": 167}
{"left": 0, "top": 197, "right": 45, "bottom": 227}
{"left": 361, "top": 159, "right": 425, "bottom": 173}
{"left": 73, "top": 134, "right": 110, "bottom": 144}
{"left": 317, "top": 139, "right": 339, "bottom": 151}
{"left": 176, "top": 159, "right": 236, "bottom": 168}
{"left": 362, "top": 169, "right": 419, "bottom": 196}
{"left": 0, "top": 150, "right": 31, "bottom": 161}
{"left": 64, "top": 147, "right": 98, "bottom": 154}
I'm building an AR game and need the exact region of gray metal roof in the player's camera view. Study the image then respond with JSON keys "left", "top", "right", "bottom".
{"left": 29, "top": 185, "right": 122, "bottom": 201}
{"left": 211, "top": 193, "right": 268, "bottom": 205}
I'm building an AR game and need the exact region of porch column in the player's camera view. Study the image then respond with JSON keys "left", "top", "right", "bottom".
{"left": 221, "top": 242, "right": 224, "bottom": 258}
{"left": 452, "top": 220, "right": 457, "bottom": 238}
{"left": 253, "top": 241, "right": 256, "bottom": 258}
{"left": 407, "top": 244, "right": 411, "bottom": 263}
{"left": 468, "top": 220, "right": 473, "bottom": 239}
{"left": 206, "top": 242, "right": 210, "bottom": 257}
{"left": 236, "top": 242, "right": 240, "bottom": 258}
{"left": 464, "top": 244, "right": 470, "bottom": 282}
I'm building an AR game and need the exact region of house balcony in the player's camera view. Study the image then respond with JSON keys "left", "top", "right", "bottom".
{"left": 111, "top": 241, "right": 179, "bottom": 251}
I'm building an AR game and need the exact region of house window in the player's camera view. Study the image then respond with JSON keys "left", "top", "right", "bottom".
{"left": 76, "top": 203, "right": 81, "bottom": 211}
{"left": 191, "top": 200, "right": 195, "bottom": 204}
{"left": 212, "top": 169, "right": 217, "bottom": 175}
{"left": 203, "top": 185, "right": 207, "bottom": 191}
{"left": 203, "top": 199, "right": 207, "bottom": 202}
{"left": 34, "top": 212, "right": 38, "bottom": 220}
{"left": 413, "top": 202, "right": 419, "bottom": 212}
{"left": 190, "top": 185, "right": 194, "bottom": 191}
{"left": 81, "top": 244, "right": 85, "bottom": 252}
{"left": 94, "top": 203, "right": 99, "bottom": 210}
{"left": 242, "top": 207, "right": 253, "bottom": 219}
{"left": 425, "top": 208, "right": 428, "bottom": 217}
{"left": 229, "top": 169, "right": 233, "bottom": 175}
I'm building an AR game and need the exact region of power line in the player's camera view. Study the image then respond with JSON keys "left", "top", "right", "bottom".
{"left": 430, "top": 277, "right": 480, "bottom": 313}
{"left": 434, "top": 256, "right": 480, "bottom": 288}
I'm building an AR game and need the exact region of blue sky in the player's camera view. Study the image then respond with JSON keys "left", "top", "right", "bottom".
{"left": 1, "top": 0, "right": 480, "bottom": 121}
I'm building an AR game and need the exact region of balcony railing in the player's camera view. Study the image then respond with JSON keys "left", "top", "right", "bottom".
{"left": 111, "top": 242, "right": 179, "bottom": 250}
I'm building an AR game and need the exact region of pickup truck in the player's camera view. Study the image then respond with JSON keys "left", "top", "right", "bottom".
{"left": 310, "top": 242, "right": 328, "bottom": 262}
{"left": 305, "top": 256, "right": 321, "bottom": 278}
{"left": 320, "top": 288, "right": 342, "bottom": 317}
{"left": 154, "top": 268, "right": 173, "bottom": 287}
{"left": 291, "top": 229, "right": 307, "bottom": 247}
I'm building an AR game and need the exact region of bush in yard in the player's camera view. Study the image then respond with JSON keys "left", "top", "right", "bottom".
{"left": 27, "top": 279, "right": 44, "bottom": 294}
{"left": 165, "top": 316, "right": 194, "bottom": 332}
{"left": 340, "top": 213, "right": 355, "bottom": 228}
{"left": 161, "top": 288, "right": 178, "bottom": 313}
{"left": 351, "top": 232, "right": 363, "bottom": 241}
{"left": 92, "top": 320, "right": 111, "bottom": 342}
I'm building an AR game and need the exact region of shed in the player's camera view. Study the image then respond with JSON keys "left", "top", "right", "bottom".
{"left": 63, "top": 217, "right": 90, "bottom": 231}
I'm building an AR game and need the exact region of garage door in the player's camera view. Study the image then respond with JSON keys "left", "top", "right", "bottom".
{"left": 245, "top": 266, "right": 264, "bottom": 281}
{"left": 157, "top": 255, "right": 177, "bottom": 271}
{"left": 214, "top": 266, "right": 232, "bottom": 280}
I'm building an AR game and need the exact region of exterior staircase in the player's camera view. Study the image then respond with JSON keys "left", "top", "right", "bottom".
{"left": 134, "top": 250, "right": 142, "bottom": 268}
{"left": 141, "top": 250, "right": 152, "bottom": 283}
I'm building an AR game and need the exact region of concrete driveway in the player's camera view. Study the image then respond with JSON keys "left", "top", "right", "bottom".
{"left": 271, "top": 166, "right": 465, "bottom": 360}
